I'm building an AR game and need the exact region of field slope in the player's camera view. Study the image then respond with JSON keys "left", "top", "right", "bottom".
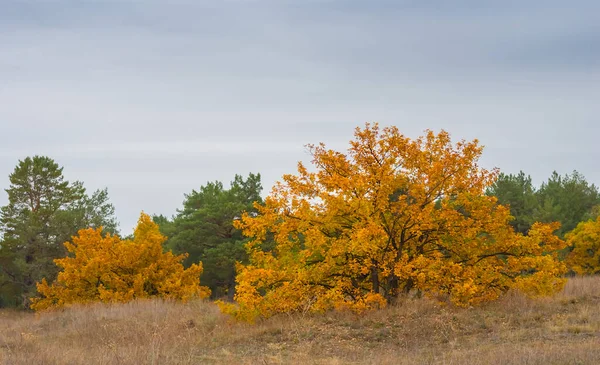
{"left": 1, "top": 277, "right": 600, "bottom": 365}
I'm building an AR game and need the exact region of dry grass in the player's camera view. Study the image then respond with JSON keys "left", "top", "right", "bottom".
{"left": 1, "top": 277, "right": 600, "bottom": 364}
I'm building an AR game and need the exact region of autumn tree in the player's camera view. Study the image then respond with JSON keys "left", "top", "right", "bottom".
{"left": 565, "top": 216, "right": 600, "bottom": 275}
{"left": 30, "top": 213, "right": 209, "bottom": 311}
{"left": 220, "top": 124, "right": 567, "bottom": 321}
{"left": 0, "top": 156, "right": 118, "bottom": 308}
{"left": 155, "top": 173, "right": 263, "bottom": 299}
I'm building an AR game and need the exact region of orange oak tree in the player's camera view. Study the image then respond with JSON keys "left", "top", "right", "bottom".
{"left": 566, "top": 216, "right": 600, "bottom": 274}
{"left": 220, "top": 123, "right": 567, "bottom": 321}
{"left": 30, "top": 213, "right": 209, "bottom": 311}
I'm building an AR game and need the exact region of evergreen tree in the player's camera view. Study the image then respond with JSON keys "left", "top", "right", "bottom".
{"left": 0, "top": 156, "right": 118, "bottom": 308}
{"left": 535, "top": 171, "right": 600, "bottom": 237}
{"left": 156, "top": 173, "right": 262, "bottom": 300}
{"left": 486, "top": 171, "right": 539, "bottom": 234}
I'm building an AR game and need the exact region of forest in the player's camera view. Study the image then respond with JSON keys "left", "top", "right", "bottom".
{"left": 1, "top": 124, "right": 599, "bottom": 317}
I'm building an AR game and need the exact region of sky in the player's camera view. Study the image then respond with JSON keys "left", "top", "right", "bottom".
{"left": 0, "top": 0, "right": 599, "bottom": 234}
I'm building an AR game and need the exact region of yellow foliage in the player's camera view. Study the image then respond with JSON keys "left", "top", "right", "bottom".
{"left": 30, "top": 213, "right": 210, "bottom": 311}
{"left": 225, "top": 123, "right": 567, "bottom": 321}
{"left": 566, "top": 216, "right": 600, "bottom": 275}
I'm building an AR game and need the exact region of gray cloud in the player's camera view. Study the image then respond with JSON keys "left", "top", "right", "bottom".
{"left": 1, "top": 0, "right": 598, "bottom": 232}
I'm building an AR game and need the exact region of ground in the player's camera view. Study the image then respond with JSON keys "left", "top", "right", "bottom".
{"left": 1, "top": 277, "right": 599, "bottom": 364}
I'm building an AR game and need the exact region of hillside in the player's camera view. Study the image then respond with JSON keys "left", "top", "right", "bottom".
{"left": 1, "top": 277, "right": 599, "bottom": 365}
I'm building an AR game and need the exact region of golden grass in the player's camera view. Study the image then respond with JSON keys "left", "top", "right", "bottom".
{"left": 1, "top": 277, "right": 600, "bottom": 364}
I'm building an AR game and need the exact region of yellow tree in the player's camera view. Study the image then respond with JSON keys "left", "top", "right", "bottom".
{"left": 30, "top": 213, "right": 210, "bottom": 311}
{"left": 566, "top": 216, "right": 600, "bottom": 274}
{"left": 220, "top": 123, "right": 566, "bottom": 321}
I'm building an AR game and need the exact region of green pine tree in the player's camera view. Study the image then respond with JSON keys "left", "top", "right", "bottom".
{"left": 0, "top": 156, "right": 118, "bottom": 308}
{"left": 155, "top": 173, "right": 263, "bottom": 300}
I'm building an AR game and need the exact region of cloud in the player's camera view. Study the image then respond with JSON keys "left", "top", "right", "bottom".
{"left": 0, "top": 0, "right": 598, "bottom": 232}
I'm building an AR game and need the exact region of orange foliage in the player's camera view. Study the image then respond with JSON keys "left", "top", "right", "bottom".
{"left": 219, "top": 123, "right": 566, "bottom": 321}
{"left": 566, "top": 216, "right": 600, "bottom": 275}
{"left": 30, "top": 213, "right": 209, "bottom": 311}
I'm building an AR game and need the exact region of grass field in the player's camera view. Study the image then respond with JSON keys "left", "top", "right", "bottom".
{"left": 1, "top": 277, "right": 599, "bottom": 365}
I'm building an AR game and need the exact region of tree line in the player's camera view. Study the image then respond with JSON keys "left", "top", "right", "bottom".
{"left": 0, "top": 156, "right": 262, "bottom": 308}
{"left": 1, "top": 125, "right": 599, "bottom": 317}
{"left": 487, "top": 170, "right": 599, "bottom": 238}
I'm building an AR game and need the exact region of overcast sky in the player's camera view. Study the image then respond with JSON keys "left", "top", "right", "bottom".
{"left": 1, "top": 0, "right": 598, "bottom": 234}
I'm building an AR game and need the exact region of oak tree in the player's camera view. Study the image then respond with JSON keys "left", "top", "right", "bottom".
{"left": 220, "top": 124, "right": 567, "bottom": 321}
{"left": 30, "top": 213, "right": 209, "bottom": 311}
{"left": 565, "top": 216, "right": 600, "bottom": 275}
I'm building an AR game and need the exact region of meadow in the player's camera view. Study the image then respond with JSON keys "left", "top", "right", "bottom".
{"left": 1, "top": 276, "right": 599, "bottom": 365}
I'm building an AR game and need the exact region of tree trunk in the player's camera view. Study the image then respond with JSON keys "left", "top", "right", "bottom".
{"left": 226, "top": 282, "right": 236, "bottom": 302}
{"left": 386, "top": 275, "right": 399, "bottom": 302}
{"left": 404, "top": 277, "right": 414, "bottom": 294}
{"left": 371, "top": 265, "right": 379, "bottom": 294}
